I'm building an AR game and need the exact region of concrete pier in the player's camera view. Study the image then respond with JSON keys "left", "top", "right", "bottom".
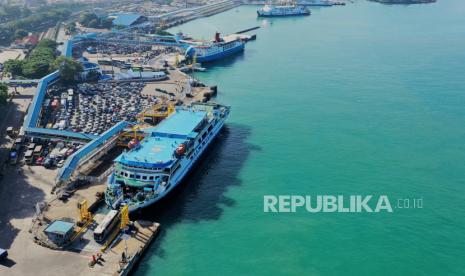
{"left": 89, "top": 221, "right": 160, "bottom": 276}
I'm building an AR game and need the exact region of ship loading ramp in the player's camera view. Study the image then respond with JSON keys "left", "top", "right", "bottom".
{"left": 55, "top": 121, "right": 130, "bottom": 186}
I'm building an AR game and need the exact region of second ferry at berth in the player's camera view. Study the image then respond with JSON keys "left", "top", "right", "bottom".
{"left": 184, "top": 32, "right": 245, "bottom": 63}
{"left": 105, "top": 102, "right": 230, "bottom": 213}
{"left": 297, "top": 0, "right": 333, "bottom": 6}
{"left": 257, "top": 4, "right": 310, "bottom": 17}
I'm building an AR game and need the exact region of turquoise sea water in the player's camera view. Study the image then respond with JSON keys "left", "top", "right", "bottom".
{"left": 135, "top": 1, "right": 465, "bottom": 275}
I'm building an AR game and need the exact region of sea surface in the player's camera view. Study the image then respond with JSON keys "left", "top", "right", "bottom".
{"left": 135, "top": 1, "right": 465, "bottom": 275}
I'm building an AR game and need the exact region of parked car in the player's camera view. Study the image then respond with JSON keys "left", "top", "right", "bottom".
{"left": 35, "top": 157, "right": 45, "bottom": 166}
{"left": 0, "top": 248, "right": 8, "bottom": 261}
{"left": 43, "top": 157, "right": 55, "bottom": 169}
{"left": 57, "top": 159, "right": 65, "bottom": 168}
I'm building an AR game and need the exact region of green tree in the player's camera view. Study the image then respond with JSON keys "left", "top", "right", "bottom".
{"left": 0, "top": 27, "right": 13, "bottom": 45}
{"left": 36, "top": 38, "right": 57, "bottom": 50}
{"left": 0, "top": 83, "right": 8, "bottom": 106}
{"left": 3, "top": 59, "right": 23, "bottom": 77}
{"left": 101, "top": 18, "right": 114, "bottom": 29}
{"left": 65, "top": 22, "right": 76, "bottom": 34}
{"left": 14, "top": 29, "right": 28, "bottom": 39}
{"left": 22, "top": 58, "right": 50, "bottom": 78}
{"left": 52, "top": 56, "right": 83, "bottom": 82}
{"left": 79, "top": 12, "right": 98, "bottom": 26}
{"left": 86, "top": 69, "right": 101, "bottom": 81}
{"left": 88, "top": 19, "right": 99, "bottom": 28}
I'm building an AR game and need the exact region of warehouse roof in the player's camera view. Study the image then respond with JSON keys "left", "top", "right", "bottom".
{"left": 110, "top": 13, "right": 145, "bottom": 27}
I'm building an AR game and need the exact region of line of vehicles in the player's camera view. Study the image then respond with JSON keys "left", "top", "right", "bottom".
{"left": 6, "top": 127, "right": 82, "bottom": 168}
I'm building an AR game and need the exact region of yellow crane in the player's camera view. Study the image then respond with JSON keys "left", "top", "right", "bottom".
{"left": 120, "top": 205, "right": 129, "bottom": 229}
{"left": 138, "top": 104, "right": 175, "bottom": 124}
{"left": 174, "top": 54, "right": 180, "bottom": 67}
{"left": 78, "top": 200, "right": 92, "bottom": 224}
{"left": 117, "top": 125, "right": 146, "bottom": 147}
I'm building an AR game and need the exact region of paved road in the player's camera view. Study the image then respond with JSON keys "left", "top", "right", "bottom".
{"left": 0, "top": 88, "right": 34, "bottom": 169}
{"left": 0, "top": 87, "right": 85, "bottom": 275}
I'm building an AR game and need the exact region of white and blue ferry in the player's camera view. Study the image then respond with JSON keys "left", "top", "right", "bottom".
{"left": 257, "top": 4, "right": 311, "bottom": 17}
{"left": 298, "top": 0, "right": 333, "bottom": 6}
{"left": 105, "top": 102, "right": 230, "bottom": 213}
{"left": 184, "top": 32, "right": 245, "bottom": 63}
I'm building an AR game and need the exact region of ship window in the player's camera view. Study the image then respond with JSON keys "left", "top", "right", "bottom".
{"left": 130, "top": 174, "right": 134, "bottom": 178}
{"left": 142, "top": 176, "right": 147, "bottom": 180}
{"left": 149, "top": 176, "right": 154, "bottom": 180}
{"left": 124, "top": 172, "right": 128, "bottom": 177}
{"left": 136, "top": 175, "right": 141, "bottom": 179}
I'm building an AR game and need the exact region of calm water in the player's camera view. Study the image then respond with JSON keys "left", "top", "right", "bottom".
{"left": 135, "top": 1, "right": 465, "bottom": 275}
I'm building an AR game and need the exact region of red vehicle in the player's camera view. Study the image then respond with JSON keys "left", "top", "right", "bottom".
{"left": 35, "top": 156, "right": 45, "bottom": 165}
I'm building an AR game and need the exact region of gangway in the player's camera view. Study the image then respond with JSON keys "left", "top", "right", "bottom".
{"left": 56, "top": 121, "right": 130, "bottom": 185}
{"left": 138, "top": 104, "right": 175, "bottom": 124}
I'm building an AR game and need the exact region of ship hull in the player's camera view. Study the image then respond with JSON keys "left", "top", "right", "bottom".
{"left": 194, "top": 43, "right": 245, "bottom": 63}
{"left": 299, "top": 4, "right": 332, "bottom": 6}
{"left": 257, "top": 11, "right": 311, "bottom": 17}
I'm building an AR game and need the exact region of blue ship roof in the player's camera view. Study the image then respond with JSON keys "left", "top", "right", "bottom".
{"left": 152, "top": 109, "right": 206, "bottom": 137}
{"left": 115, "top": 109, "right": 206, "bottom": 168}
{"left": 115, "top": 135, "right": 184, "bottom": 168}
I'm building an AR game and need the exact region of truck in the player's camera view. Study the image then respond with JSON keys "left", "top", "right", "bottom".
{"left": 13, "top": 137, "right": 23, "bottom": 150}
{"left": 33, "top": 145, "right": 43, "bottom": 156}
{"left": 24, "top": 150, "right": 34, "bottom": 164}
{"left": 6, "top": 126, "right": 14, "bottom": 137}
{"left": 9, "top": 151, "right": 18, "bottom": 165}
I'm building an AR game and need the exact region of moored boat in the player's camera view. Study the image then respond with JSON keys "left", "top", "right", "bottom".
{"left": 257, "top": 4, "right": 311, "bottom": 17}
{"left": 297, "top": 0, "right": 333, "bottom": 6}
{"left": 184, "top": 32, "right": 245, "bottom": 63}
{"left": 105, "top": 102, "right": 230, "bottom": 213}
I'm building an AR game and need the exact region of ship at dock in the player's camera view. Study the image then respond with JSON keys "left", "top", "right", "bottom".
{"left": 105, "top": 102, "right": 230, "bottom": 213}
{"left": 257, "top": 4, "right": 311, "bottom": 17}
{"left": 297, "top": 0, "right": 333, "bottom": 6}
{"left": 184, "top": 32, "right": 245, "bottom": 63}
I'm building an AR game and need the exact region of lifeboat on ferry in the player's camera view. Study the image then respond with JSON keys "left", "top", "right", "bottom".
{"left": 128, "top": 139, "right": 139, "bottom": 149}
{"left": 175, "top": 144, "right": 186, "bottom": 156}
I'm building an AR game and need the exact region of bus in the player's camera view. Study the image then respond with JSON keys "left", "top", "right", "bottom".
{"left": 93, "top": 210, "right": 120, "bottom": 243}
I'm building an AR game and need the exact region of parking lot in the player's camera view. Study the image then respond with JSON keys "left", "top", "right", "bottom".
{"left": 40, "top": 82, "right": 157, "bottom": 136}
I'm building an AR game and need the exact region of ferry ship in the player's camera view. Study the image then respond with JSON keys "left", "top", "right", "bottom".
{"left": 257, "top": 4, "right": 311, "bottom": 17}
{"left": 184, "top": 32, "right": 245, "bottom": 63}
{"left": 297, "top": 0, "right": 333, "bottom": 6}
{"left": 105, "top": 102, "right": 230, "bottom": 213}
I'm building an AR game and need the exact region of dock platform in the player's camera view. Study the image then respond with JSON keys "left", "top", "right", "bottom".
{"left": 90, "top": 221, "right": 160, "bottom": 276}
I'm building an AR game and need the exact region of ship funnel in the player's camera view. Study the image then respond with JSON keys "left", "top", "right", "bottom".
{"left": 215, "top": 32, "right": 221, "bottom": 42}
